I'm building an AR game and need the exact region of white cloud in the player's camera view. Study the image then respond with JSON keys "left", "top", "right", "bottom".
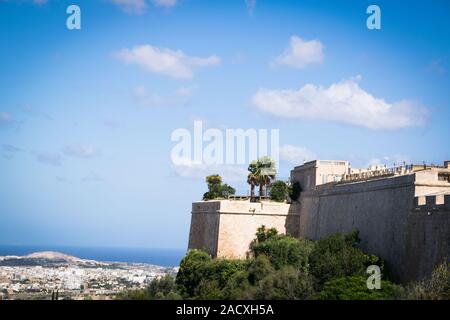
{"left": 279, "top": 145, "right": 317, "bottom": 165}
{"left": 153, "top": 0, "right": 176, "bottom": 7}
{"left": 274, "top": 36, "right": 324, "bottom": 69}
{"left": 251, "top": 76, "right": 427, "bottom": 130}
{"left": 110, "top": 0, "right": 147, "bottom": 14}
{"left": 172, "top": 157, "right": 247, "bottom": 182}
{"left": 116, "top": 44, "right": 220, "bottom": 79}
{"left": 63, "top": 144, "right": 100, "bottom": 159}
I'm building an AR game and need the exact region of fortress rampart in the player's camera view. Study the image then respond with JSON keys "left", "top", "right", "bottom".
{"left": 189, "top": 200, "right": 300, "bottom": 259}
{"left": 405, "top": 195, "right": 450, "bottom": 281}
{"left": 188, "top": 160, "right": 450, "bottom": 283}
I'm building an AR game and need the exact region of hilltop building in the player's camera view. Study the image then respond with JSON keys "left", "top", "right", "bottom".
{"left": 188, "top": 160, "right": 450, "bottom": 283}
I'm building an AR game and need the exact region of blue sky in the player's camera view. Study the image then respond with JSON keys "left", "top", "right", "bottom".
{"left": 0, "top": 0, "right": 449, "bottom": 249}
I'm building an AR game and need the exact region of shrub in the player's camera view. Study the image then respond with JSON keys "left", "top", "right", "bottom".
{"left": 203, "top": 174, "right": 236, "bottom": 200}
{"left": 248, "top": 255, "right": 274, "bottom": 284}
{"left": 176, "top": 250, "right": 212, "bottom": 297}
{"left": 194, "top": 280, "right": 224, "bottom": 300}
{"left": 406, "top": 261, "right": 450, "bottom": 300}
{"left": 253, "top": 266, "right": 315, "bottom": 300}
{"left": 317, "top": 276, "right": 403, "bottom": 300}
{"left": 116, "top": 275, "right": 181, "bottom": 300}
{"left": 254, "top": 225, "right": 279, "bottom": 243}
{"left": 121, "top": 228, "right": 421, "bottom": 301}
{"left": 288, "top": 181, "right": 302, "bottom": 201}
{"left": 147, "top": 275, "right": 180, "bottom": 299}
{"left": 222, "top": 271, "right": 253, "bottom": 300}
{"left": 208, "top": 258, "right": 248, "bottom": 288}
{"left": 270, "top": 181, "right": 288, "bottom": 202}
{"left": 251, "top": 232, "right": 314, "bottom": 271}
{"left": 176, "top": 249, "right": 247, "bottom": 298}
{"left": 309, "top": 231, "right": 374, "bottom": 286}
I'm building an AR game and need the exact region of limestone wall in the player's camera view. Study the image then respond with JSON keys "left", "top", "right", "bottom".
{"left": 405, "top": 195, "right": 450, "bottom": 281}
{"left": 297, "top": 173, "right": 450, "bottom": 282}
{"left": 298, "top": 174, "right": 416, "bottom": 281}
{"left": 188, "top": 169, "right": 450, "bottom": 283}
{"left": 188, "top": 201, "right": 221, "bottom": 257}
{"left": 188, "top": 200, "right": 299, "bottom": 259}
{"left": 414, "top": 169, "right": 450, "bottom": 196}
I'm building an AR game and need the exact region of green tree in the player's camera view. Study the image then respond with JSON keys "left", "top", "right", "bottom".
{"left": 176, "top": 250, "right": 246, "bottom": 299}
{"left": 247, "top": 157, "right": 277, "bottom": 197}
{"left": 251, "top": 226, "right": 315, "bottom": 271}
{"left": 309, "top": 230, "right": 375, "bottom": 286}
{"left": 115, "top": 275, "right": 182, "bottom": 300}
{"left": 194, "top": 279, "right": 224, "bottom": 300}
{"left": 208, "top": 259, "right": 248, "bottom": 288}
{"left": 247, "top": 161, "right": 260, "bottom": 197}
{"left": 147, "top": 275, "right": 181, "bottom": 299}
{"left": 256, "top": 156, "right": 277, "bottom": 197}
{"left": 116, "top": 289, "right": 149, "bottom": 300}
{"left": 270, "top": 180, "right": 288, "bottom": 202}
{"left": 203, "top": 174, "right": 236, "bottom": 200}
{"left": 252, "top": 235, "right": 314, "bottom": 271}
{"left": 253, "top": 266, "right": 315, "bottom": 300}
{"left": 254, "top": 225, "right": 279, "bottom": 243}
{"left": 176, "top": 250, "right": 212, "bottom": 297}
{"left": 248, "top": 255, "right": 274, "bottom": 284}
{"left": 222, "top": 271, "right": 253, "bottom": 300}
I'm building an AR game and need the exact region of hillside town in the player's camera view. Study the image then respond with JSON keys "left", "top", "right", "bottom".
{"left": 0, "top": 252, "right": 178, "bottom": 300}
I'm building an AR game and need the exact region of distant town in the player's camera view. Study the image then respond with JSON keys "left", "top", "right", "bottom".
{"left": 0, "top": 252, "right": 178, "bottom": 300}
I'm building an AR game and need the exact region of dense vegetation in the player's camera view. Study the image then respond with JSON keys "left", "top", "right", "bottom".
{"left": 202, "top": 174, "right": 236, "bottom": 200}
{"left": 117, "top": 226, "right": 450, "bottom": 300}
{"left": 269, "top": 181, "right": 288, "bottom": 202}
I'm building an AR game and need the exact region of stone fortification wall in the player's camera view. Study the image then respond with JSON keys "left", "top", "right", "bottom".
{"left": 188, "top": 170, "right": 450, "bottom": 282}
{"left": 297, "top": 173, "right": 449, "bottom": 282}
{"left": 188, "top": 200, "right": 300, "bottom": 259}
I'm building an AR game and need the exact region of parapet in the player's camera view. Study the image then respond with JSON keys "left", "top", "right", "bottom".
{"left": 192, "top": 200, "right": 293, "bottom": 216}
{"left": 413, "top": 194, "right": 450, "bottom": 211}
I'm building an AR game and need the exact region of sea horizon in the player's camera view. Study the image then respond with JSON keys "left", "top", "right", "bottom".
{"left": 0, "top": 245, "right": 186, "bottom": 267}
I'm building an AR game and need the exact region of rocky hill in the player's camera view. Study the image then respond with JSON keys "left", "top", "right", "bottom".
{"left": 0, "top": 251, "right": 101, "bottom": 267}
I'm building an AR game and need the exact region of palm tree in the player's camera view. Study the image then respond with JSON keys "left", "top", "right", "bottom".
{"left": 247, "top": 156, "right": 277, "bottom": 198}
{"left": 247, "top": 161, "right": 259, "bottom": 197}
{"left": 256, "top": 156, "right": 277, "bottom": 197}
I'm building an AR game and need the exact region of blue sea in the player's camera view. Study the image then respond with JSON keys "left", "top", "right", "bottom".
{"left": 0, "top": 245, "right": 186, "bottom": 267}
